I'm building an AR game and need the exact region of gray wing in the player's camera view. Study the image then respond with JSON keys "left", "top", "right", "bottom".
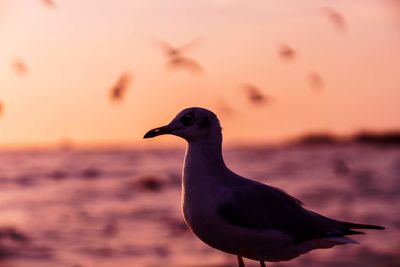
{"left": 219, "top": 181, "right": 363, "bottom": 243}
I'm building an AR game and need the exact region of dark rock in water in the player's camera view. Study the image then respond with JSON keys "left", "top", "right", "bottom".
{"left": 0, "top": 247, "right": 14, "bottom": 258}
{"left": 0, "top": 227, "right": 29, "bottom": 242}
{"left": 333, "top": 158, "right": 350, "bottom": 175}
{"left": 0, "top": 227, "right": 53, "bottom": 260}
{"left": 102, "top": 220, "right": 119, "bottom": 237}
{"left": 135, "top": 175, "right": 164, "bottom": 192}
{"left": 15, "top": 175, "right": 37, "bottom": 187}
{"left": 48, "top": 170, "right": 69, "bottom": 180}
{"left": 153, "top": 245, "right": 170, "bottom": 258}
{"left": 80, "top": 168, "right": 101, "bottom": 179}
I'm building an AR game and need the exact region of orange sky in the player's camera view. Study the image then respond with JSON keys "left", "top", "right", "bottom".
{"left": 0, "top": 0, "right": 399, "bottom": 148}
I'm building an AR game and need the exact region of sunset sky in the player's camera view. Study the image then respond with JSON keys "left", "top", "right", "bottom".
{"left": 0, "top": 0, "right": 399, "bottom": 147}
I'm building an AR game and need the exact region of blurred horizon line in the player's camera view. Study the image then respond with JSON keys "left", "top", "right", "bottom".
{"left": 1, "top": 128, "right": 399, "bottom": 151}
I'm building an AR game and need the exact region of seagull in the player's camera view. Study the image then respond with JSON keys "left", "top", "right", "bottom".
{"left": 143, "top": 107, "right": 384, "bottom": 267}
{"left": 307, "top": 71, "right": 324, "bottom": 91}
{"left": 109, "top": 73, "right": 131, "bottom": 102}
{"left": 165, "top": 56, "right": 204, "bottom": 74}
{"left": 321, "top": 6, "right": 348, "bottom": 33}
{"left": 156, "top": 38, "right": 204, "bottom": 74}
{"left": 156, "top": 38, "right": 201, "bottom": 59}
{"left": 241, "top": 84, "right": 272, "bottom": 106}
{"left": 277, "top": 43, "right": 296, "bottom": 61}
{"left": 12, "top": 59, "right": 29, "bottom": 76}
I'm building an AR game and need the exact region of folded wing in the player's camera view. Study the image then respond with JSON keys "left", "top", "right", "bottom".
{"left": 219, "top": 181, "right": 384, "bottom": 243}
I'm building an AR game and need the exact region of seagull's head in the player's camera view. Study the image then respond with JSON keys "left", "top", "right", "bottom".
{"left": 143, "top": 107, "right": 222, "bottom": 143}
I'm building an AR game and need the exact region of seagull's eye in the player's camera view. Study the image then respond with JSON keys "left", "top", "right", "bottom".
{"left": 181, "top": 114, "right": 194, "bottom": 126}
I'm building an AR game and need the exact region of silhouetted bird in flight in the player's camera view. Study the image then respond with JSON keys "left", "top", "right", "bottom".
{"left": 12, "top": 59, "right": 29, "bottom": 76}
{"left": 157, "top": 38, "right": 200, "bottom": 58}
{"left": 278, "top": 43, "right": 296, "bottom": 61}
{"left": 241, "top": 84, "right": 271, "bottom": 105}
{"left": 109, "top": 73, "right": 131, "bottom": 102}
{"left": 157, "top": 38, "right": 203, "bottom": 74}
{"left": 307, "top": 72, "right": 325, "bottom": 91}
{"left": 321, "top": 7, "right": 347, "bottom": 33}
{"left": 166, "top": 56, "right": 203, "bottom": 74}
{"left": 144, "top": 107, "right": 385, "bottom": 267}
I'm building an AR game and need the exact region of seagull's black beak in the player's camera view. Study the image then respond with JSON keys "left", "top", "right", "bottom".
{"left": 143, "top": 125, "right": 172, "bottom": 139}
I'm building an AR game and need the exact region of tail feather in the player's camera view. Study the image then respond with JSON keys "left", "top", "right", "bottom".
{"left": 342, "top": 229, "right": 365, "bottom": 235}
{"left": 344, "top": 222, "right": 385, "bottom": 230}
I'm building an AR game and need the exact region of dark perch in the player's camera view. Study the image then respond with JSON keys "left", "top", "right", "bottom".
{"left": 237, "top": 255, "right": 244, "bottom": 267}
{"left": 237, "top": 255, "right": 267, "bottom": 267}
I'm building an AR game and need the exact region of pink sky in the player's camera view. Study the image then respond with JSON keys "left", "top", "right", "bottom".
{"left": 0, "top": 0, "right": 399, "bottom": 147}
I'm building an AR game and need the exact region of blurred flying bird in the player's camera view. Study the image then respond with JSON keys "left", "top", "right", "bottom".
{"left": 156, "top": 38, "right": 204, "bottom": 74}
{"left": 0, "top": 101, "right": 3, "bottom": 117}
{"left": 241, "top": 84, "right": 271, "bottom": 105}
{"left": 109, "top": 73, "right": 131, "bottom": 102}
{"left": 321, "top": 7, "right": 348, "bottom": 33}
{"left": 157, "top": 38, "right": 201, "bottom": 58}
{"left": 166, "top": 56, "right": 203, "bottom": 74}
{"left": 307, "top": 72, "right": 325, "bottom": 91}
{"left": 278, "top": 43, "right": 296, "bottom": 61}
{"left": 216, "top": 99, "right": 235, "bottom": 117}
{"left": 144, "top": 107, "right": 385, "bottom": 267}
{"left": 41, "top": 0, "right": 56, "bottom": 7}
{"left": 12, "top": 59, "right": 29, "bottom": 76}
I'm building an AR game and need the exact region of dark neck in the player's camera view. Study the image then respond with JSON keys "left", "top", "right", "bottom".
{"left": 187, "top": 139, "right": 223, "bottom": 161}
{"left": 184, "top": 130, "right": 227, "bottom": 174}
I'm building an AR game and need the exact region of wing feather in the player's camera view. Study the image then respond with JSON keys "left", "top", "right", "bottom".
{"left": 219, "top": 181, "right": 360, "bottom": 242}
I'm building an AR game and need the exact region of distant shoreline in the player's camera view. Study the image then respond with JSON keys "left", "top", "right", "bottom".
{"left": 292, "top": 130, "right": 400, "bottom": 146}
{"left": 1, "top": 130, "right": 400, "bottom": 151}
